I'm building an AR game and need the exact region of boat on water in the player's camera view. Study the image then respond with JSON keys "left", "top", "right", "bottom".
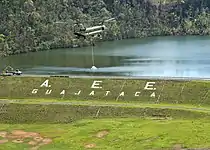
{"left": 0, "top": 66, "right": 22, "bottom": 76}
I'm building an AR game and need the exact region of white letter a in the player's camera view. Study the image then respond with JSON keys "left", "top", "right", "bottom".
{"left": 40, "top": 79, "right": 49, "bottom": 87}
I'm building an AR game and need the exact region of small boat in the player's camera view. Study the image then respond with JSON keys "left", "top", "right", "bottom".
{"left": 0, "top": 66, "right": 22, "bottom": 76}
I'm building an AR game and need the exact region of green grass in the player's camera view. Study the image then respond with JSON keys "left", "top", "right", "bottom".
{"left": 1, "top": 77, "right": 210, "bottom": 149}
{"left": 1, "top": 102, "right": 210, "bottom": 124}
{"left": 0, "top": 118, "right": 210, "bottom": 150}
{"left": 2, "top": 98, "right": 210, "bottom": 113}
{"left": 1, "top": 76, "right": 210, "bottom": 105}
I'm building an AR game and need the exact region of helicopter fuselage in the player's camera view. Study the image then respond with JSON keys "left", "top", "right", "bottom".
{"left": 74, "top": 17, "right": 115, "bottom": 39}
{"left": 74, "top": 25, "right": 107, "bottom": 39}
{"left": 82, "top": 25, "right": 107, "bottom": 32}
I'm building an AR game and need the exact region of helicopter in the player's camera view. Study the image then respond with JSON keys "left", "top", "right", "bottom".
{"left": 73, "top": 17, "right": 116, "bottom": 39}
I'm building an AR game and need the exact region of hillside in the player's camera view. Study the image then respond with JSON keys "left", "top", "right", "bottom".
{"left": 1, "top": 76, "right": 210, "bottom": 105}
{"left": 1, "top": 0, "right": 210, "bottom": 56}
{"left": 1, "top": 76, "right": 210, "bottom": 149}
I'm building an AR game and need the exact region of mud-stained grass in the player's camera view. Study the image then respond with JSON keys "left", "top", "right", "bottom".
{"left": 0, "top": 118, "right": 210, "bottom": 150}
{"left": 0, "top": 130, "right": 52, "bottom": 150}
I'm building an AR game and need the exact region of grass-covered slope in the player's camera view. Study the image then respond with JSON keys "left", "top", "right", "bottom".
{"left": 0, "top": 76, "right": 210, "bottom": 105}
{"left": 1, "top": 118, "right": 210, "bottom": 150}
{"left": 1, "top": 103, "right": 210, "bottom": 124}
{"left": 1, "top": 76, "right": 210, "bottom": 149}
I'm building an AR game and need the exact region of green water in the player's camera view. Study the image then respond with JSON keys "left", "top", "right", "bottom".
{"left": 1, "top": 36, "right": 210, "bottom": 77}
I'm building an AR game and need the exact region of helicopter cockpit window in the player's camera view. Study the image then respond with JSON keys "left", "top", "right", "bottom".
{"left": 73, "top": 23, "right": 85, "bottom": 33}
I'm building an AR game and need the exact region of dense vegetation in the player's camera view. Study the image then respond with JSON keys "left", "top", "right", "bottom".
{"left": 1, "top": 0, "right": 210, "bottom": 56}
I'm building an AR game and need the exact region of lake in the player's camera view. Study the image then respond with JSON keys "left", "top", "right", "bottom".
{"left": 1, "top": 35, "right": 210, "bottom": 77}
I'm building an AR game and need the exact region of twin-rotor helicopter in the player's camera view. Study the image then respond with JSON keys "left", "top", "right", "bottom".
{"left": 73, "top": 17, "right": 116, "bottom": 39}
{"left": 54, "top": 16, "right": 119, "bottom": 40}
{"left": 55, "top": 17, "right": 117, "bottom": 70}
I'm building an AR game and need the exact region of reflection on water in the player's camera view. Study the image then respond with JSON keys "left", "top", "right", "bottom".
{"left": 1, "top": 36, "right": 210, "bottom": 77}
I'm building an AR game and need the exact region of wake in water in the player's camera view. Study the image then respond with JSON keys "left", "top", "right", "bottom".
{"left": 21, "top": 65, "right": 210, "bottom": 78}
